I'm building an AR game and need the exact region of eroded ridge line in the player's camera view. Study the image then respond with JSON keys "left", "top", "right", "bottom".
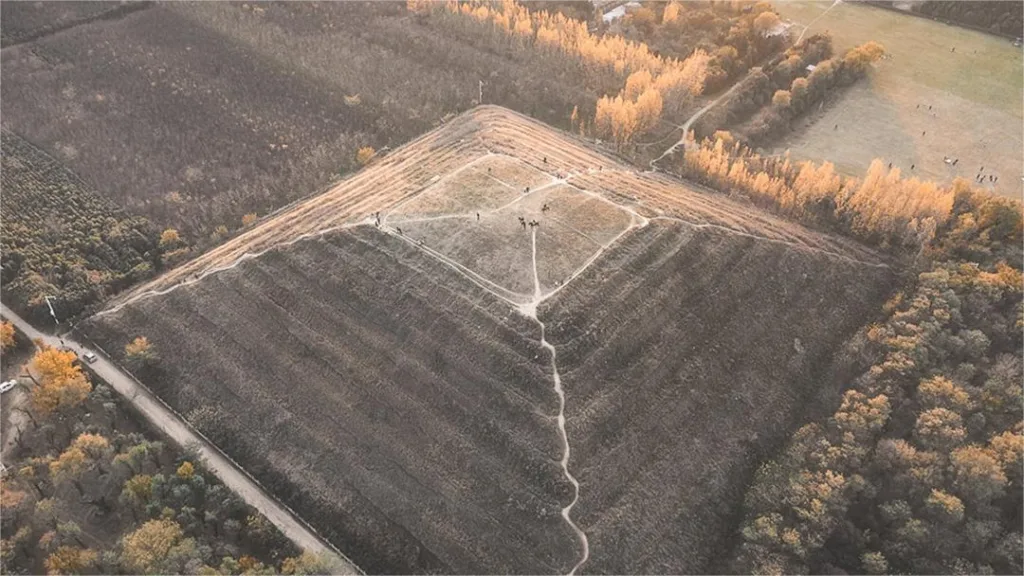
{"left": 649, "top": 216, "right": 891, "bottom": 269}
{"left": 524, "top": 229, "right": 590, "bottom": 576}
{"left": 96, "top": 221, "right": 372, "bottom": 318}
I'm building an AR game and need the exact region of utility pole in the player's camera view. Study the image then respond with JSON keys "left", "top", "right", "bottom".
{"left": 479, "top": 80, "right": 483, "bottom": 104}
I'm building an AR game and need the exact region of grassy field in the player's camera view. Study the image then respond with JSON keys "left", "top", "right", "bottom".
{"left": 81, "top": 107, "right": 893, "bottom": 573}
{"left": 390, "top": 156, "right": 638, "bottom": 300}
{"left": 772, "top": 1, "right": 1023, "bottom": 198}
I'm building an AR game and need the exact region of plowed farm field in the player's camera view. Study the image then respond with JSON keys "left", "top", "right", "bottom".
{"left": 82, "top": 107, "right": 893, "bottom": 574}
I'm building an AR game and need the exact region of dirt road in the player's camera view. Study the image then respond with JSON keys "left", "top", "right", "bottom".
{"left": 0, "top": 303, "right": 361, "bottom": 575}
{"left": 653, "top": 79, "right": 749, "bottom": 165}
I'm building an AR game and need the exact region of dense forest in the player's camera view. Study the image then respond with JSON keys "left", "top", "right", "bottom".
{"left": 667, "top": 132, "right": 1023, "bottom": 575}
{"left": 601, "top": 0, "right": 789, "bottom": 93}
{"left": 0, "top": 334, "right": 339, "bottom": 575}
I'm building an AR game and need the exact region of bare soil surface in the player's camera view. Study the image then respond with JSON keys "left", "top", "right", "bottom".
{"left": 0, "top": 1, "right": 144, "bottom": 47}
{"left": 81, "top": 227, "right": 581, "bottom": 575}
{"left": 106, "top": 107, "right": 883, "bottom": 312}
{"left": 539, "top": 219, "right": 893, "bottom": 573}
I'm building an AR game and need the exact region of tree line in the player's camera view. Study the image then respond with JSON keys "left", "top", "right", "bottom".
{"left": 741, "top": 41, "right": 885, "bottom": 146}
{"left": 869, "top": 0, "right": 1024, "bottom": 38}
{"left": 691, "top": 32, "right": 836, "bottom": 140}
{"left": 733, "top": 187, "right": 1022, "bottom": 574}
{"left": 411, "top": 0, "right": 719, "bottom": 146}
{"left": 603, "top": 0, "right": 789, "bottom": 94}
{"left": 667, "top": 131, "right": 1004, "bottom": 254}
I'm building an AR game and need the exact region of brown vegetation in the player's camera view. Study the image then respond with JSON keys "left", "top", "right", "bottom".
{"left": 0, "top": 131, "right": 161, "bottom": 323}
{"left": 874, "top": 0, "right": 1024, "bottom": 38}
{"left": 82, "top": 227, "right": 579, "bottom": 574}
{"left": 671, "top": 133, "right": 974, "bottom": 253}
{"left": 538, "top": 219, "right": 892, "bottom": 573}
{"left": 0, "top": 0, "right": 608, "bottom": 252}
{"left": 740, "top": 41, "right": 885, "bottom": 146}
{"left": 692, "top": 32, "right": 835, "bottom": 139}
{"left": 81, "top": 105, "right": 895, "bottom": 573}
{"left": 702, "top": 111, "right": 1024, "bottom": 574}
{"left": 1, "top": 321, "right": 14, "bottom": 351}
{"left": 606, "top": 0, "right": 789, "bottom": 93}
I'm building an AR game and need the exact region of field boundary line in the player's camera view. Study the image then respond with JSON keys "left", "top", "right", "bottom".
{"left": 381, "top": 151, "right": 496, "bottom": 225}
{"left": 525, "top": 229, "right": 590, "bottom": 575}
{"left": 0, "top": 2, "right": 154, "bottom": 49}
{"left": 383, "top": 225, "right": 529, "bottom": 306}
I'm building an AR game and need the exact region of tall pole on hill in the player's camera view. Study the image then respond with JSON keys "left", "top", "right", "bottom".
{"left": 479, "top": 80, "right": 484, "bottom": 105}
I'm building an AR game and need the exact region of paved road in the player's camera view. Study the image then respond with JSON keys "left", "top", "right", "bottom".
{"left": 0, "top": 303, "right": 361, "bottom": 575}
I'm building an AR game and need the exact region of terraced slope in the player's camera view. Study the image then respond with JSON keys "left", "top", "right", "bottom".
{"left": 110, "top": 106, "right": 880, "bottom": 306}
{"left": 83, "top": 106, "right": 893, "bottom": 574}
{"left": 83, "top": 227, "right": 579, "bottom": 575}
{"left": 540, "top": 220, "right": 892, "bottom": 573}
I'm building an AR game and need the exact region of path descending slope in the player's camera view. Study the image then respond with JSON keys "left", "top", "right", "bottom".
{"left": 81, "top": 227, "right": 580, "bottom": 575}
{"left": 0, "top": 303, "right": 360, "bottom": 575}
{"left": 81, "top": 105, "right": 894, "bottom": 574}
{"left": 538, "top": 220, "right": 892, "bottom": 573}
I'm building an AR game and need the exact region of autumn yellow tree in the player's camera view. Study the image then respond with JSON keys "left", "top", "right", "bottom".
{"left": 242, "top": 213, "right": 258, "bottom": 227}
{"left": 356, "top": 146, "right": 376, "bottom": 165}
{"left": 1, "top": 321, "right": 15, "bottom": 350}
{"left": 44, "top": 546, "right": 97, "bottom": 575}
{"left": 159, "top": 229, "right": 181, "bottom": 249}
{"left": 662, "top": 1, "right": 682, "bottom": 24}
{"left": 281, "top": 551, "right": 341, "bottom": 575}
{"left": 772, "top": 89, "right": 791, "bottom": 108}
{"left": 121, "top": 474, "right": 154, "bottom": 512}
{"left": 125, "top": 336, "right": 157, "bottom": 368}
{"left": 120, "top": 519, "right": 197, "bottom": 574}
{"left": 753, "top": 11, "right": 782, "bottom": 35}
{"left": 29, "top": 347, "right": 91, "bottom": 416}
{"left": 176, "top": 461, "right": 195, "bottom": 480}
{"left": 50, "top": 434, "right": 111, "bottom": 496}
{"left": 843, "top": 40, "right": 885, "bottom": 73}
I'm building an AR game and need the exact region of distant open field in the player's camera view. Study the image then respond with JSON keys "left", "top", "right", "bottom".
{"left": 82, "top": 107, "right": 892, "bottom": 573}
{"left": 773, "top": 1, "right": 1023, "bottom": 198}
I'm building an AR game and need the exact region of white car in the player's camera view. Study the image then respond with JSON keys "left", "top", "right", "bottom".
{"left": 82, "top": 352, "right": 98, "bottom": 364}
{"left": 0, "top": 380, "right": 18, "bottom": 394}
